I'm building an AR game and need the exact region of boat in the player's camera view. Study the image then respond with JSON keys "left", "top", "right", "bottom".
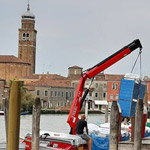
{"left": 0, "top": 111, "right": 4, "bottom": 115}
{"left": 21, "top": 111, "right": 29, "bottom": 115}
{"left": 22, "top": 131, "right": 88, "bottom": 150}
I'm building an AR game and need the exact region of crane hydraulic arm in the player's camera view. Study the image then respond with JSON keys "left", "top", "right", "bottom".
{"left": 67, "top": 39, "right": 142, "bottom": 134}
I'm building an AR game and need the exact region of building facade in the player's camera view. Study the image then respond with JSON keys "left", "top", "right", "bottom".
{"left": 24, "top": 74, "right": 74, "bottom": 109}
{"left": 0, "top": 4, "right": 36, "bottom": 84}
{"left": 18, "top": 4, "right": 37, "bottom": 74}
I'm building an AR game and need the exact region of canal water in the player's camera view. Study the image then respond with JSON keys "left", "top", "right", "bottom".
{"left": 0, "top": 114, "right": 109, "bottom": 142}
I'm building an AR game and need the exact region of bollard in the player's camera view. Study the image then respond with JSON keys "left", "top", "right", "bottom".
{"left": 7, "top": 81, "right": 21, "bottom": 150}
{"left": 109, "top": 101, "right": 119, "bottom": 150}
{"left": 32, "top": 98, "right": 41, "bottom": 150}
{"left": 134, "top": 99, "right": 143, "bottom": 150}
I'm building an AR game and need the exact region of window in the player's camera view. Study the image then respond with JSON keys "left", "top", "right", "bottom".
{"left": 95, "top": 83, "right": 98, "bottom": 88}
{"left": 58, "top": 91, "right": 60, "bottom": 97}
{"left": 70, "top": 92, "right": 72, "bottom": 97}
{"left": 66, "top": 92, "right": 69, "bottom": 99}
{"left": 72, "top": 83, "right": 75, "bottom": 87}
{"left": 44, "top": 90, "right": 48, "bottom": 97}
{"left": 72, "top": 92, "right": 74, "bottom": 97}
{"left": 74, "top": 70, "right": 77, "bottom": 74}
{"left": 110, "top": 94, "right": 113, "bottom": 100}
{"left": 55, "top": 91, "right": 57, "bottom": 97}
{"left": 36, "top": 90, "right": 40, "bottom": 96}
{"left": 115, "top": 95, "right": 119, "bottom": 100}
{"left": 62, "top": 92, "right": 64, "bottom": 97}
{"left": 95, "top": 92, "right": 98, "bottom": 98}
{"left": 103, "top": 92, "right": 106, "bottom": 98}
{"left": 51, "top": 91, "right": 53, "bottom": 97}
{"left": 104, "top": 83, "right": 107, "bottom": 88}
{"left": 22, "top": 33, "right": 30, "bottom": 40}
{"left": 112, "top": 83, "right": 118, "bottom": 90}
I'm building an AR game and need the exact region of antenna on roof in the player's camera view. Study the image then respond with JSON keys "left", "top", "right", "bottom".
{"left": 27, "top": 0, "right": 30, "bottom": 11}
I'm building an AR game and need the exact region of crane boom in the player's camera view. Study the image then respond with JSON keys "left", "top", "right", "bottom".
{"left": 67, "top": 39, "right": 142, "bottom": 134}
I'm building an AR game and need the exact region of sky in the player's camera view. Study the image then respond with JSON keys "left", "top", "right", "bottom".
{"left": 0, "top": 0, "right": 150, "bottom": 78}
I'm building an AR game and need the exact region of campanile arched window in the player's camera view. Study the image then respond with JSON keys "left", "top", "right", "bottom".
{"left": 22, "top": 33, "right": 30, "bottom": 40}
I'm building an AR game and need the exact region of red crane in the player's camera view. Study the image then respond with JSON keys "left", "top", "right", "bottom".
{"left": 67, "top": 39, "right": 142, "bottom": 134}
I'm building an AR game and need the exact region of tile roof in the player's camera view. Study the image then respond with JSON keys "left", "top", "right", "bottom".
{"left": 0, "top": 55, "right": 30, "bottom": 65}
{"left": 26, "top": 79, "right": 72, "bottom": 88}
{"left": 68, "top": 73, "right": 124, "bottom": 81}
{"left": 25, "top": 85, "right": 35, "bottom": 91}
{"left": 21, "top": 74, "right": 68, "bottom": 80}
{"left": 24, "top": 74, "right": 72, "bottom": 88}
{"left": 105, "top": 74, "right": 124, "bottom": 81}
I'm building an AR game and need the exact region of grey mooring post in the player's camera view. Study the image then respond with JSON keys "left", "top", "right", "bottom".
{"left": 109, "top": 101, "right": 119, "bottom": 150}
{"left": 134, "top": 99, "right": 143, "bottom": 150}
{"left": 32, "top": 98, "right": 41, "bottom": 150}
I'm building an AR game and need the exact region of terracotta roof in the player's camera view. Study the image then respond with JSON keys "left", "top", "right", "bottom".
{"left": 25, "top": 85, "right": 35, "bottom": 91}
{"left": 21, "top": 74, "right": 67, "bottom": 80}
{"left": 68, "top": 66, "right": 83, "bottom": 69}
{"left": 68, "top": 73, "right": 124, "bottom": 81}
{"left": 105, "top": 74, "right": 124, "bottom": 81}
{"left": 0, "top": 55, "right": 30, "bottom": 65}
{"left": 25, "top": 75, "right": 72, "bottom": 88}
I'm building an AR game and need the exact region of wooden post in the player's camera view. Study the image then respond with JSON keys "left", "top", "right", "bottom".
{"left": 2, "top": 98, "right": 9, "bottom": 145}
{"left": 32, "top": 98, "right": 41, "bottom": 150}
{"left": 131, "top": 117, "right": 135, "bottom": 142}
{"left": 7, "top": 81, "right": 21, "bottom": 150}
{"left": 109, "top": 101, "right": 119, "bottom": 150}
{"left": 105, "top": 105, "right": 108, "bottom": 123}
{"left": 134, "top": 99, "right": 143, "bottom": 150}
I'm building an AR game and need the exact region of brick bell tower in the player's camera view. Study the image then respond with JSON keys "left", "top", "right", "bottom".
{"left": 18, "top": 2, "right": 37, "bottom": 74}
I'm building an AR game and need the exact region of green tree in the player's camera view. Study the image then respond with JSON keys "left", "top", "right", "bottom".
{"left": 21, "top": 89, "right": 35, "bottom": 113}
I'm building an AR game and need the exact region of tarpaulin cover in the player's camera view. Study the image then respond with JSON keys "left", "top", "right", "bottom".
{"left": 90, "top": 134, "right": 109, "bottom": 150}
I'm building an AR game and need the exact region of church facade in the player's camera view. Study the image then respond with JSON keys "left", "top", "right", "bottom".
{"left": 0, "top": 4, "right": 36, "bottom": 84}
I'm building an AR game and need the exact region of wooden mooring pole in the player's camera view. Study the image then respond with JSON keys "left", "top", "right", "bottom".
{"left": 2, "top": 98, "right": 9, "bottom": 145}
{"left": 32, "top": 98, "right": 41, "bottom": 150}
{"left": 105, "top": 105, "right": 108, "bottom": 123}
{"left": 110, "top": 101, "right": 119, "bottom": 150}
{"left": 7, "top": 81, "right": 21, "bottom": 150}
{"left": 131, "top": 116, "right": 135, "bottom": 142}
{"left": 134, "top": 99, "right": 143, "bottom": 150}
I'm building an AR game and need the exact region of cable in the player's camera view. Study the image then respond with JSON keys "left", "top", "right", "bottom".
{"left": 130, "top": 50, "right": 142, "bottom": 74}
{"left": 140, "top": 49, "right": 142, "bottom": 79}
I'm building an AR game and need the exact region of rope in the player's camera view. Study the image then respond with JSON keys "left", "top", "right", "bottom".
{"left": 140, "top": 50, "right": 142, "bottom": 79}
{"left": 130, "top": 50, "right": 142, "bottom": 77}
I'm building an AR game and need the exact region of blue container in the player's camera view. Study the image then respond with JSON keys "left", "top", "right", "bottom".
{"left": 119, "top": 79, "right": 145, "bottom": 117}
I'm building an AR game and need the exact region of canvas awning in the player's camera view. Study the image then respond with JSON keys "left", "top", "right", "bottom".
{"left": 94, "top": 100, "right": 108, "bottom": 105}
